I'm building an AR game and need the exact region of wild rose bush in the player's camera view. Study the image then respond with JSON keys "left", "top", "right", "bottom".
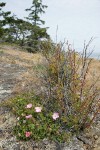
{"left": 12, "top": 94, "right": 71, "bottom": 141}
{"left": 10, "top": 39, "right": 99, "bottom": 142}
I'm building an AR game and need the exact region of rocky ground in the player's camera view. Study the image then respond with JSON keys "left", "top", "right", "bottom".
{"left": 0, "top": 44, "right": 100, "bottom": 150}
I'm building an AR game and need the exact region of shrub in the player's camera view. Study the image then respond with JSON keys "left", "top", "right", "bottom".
{"left": 9, "top": 93, "right": 71, "bottom": 142}
{"left": 42, "top": 39, "right": 100, "bottom": 132}
{"left": 6, "top": 39, "right": 99, "bottom": 142}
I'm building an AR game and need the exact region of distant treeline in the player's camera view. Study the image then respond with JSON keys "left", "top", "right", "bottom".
{"left": 0, "top": 0, "right": 50, "bottom": 52}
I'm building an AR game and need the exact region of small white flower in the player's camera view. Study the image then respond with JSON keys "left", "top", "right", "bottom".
{"left": 52, "top": 112, "right": 59, "bottom": 120}
{"left": 17, "top": 117, "right": 20, "bottom": 120}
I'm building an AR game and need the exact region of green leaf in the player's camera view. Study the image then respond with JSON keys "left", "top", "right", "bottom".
{"left": 28, "top": 124, "right": 35, "bottom": 129}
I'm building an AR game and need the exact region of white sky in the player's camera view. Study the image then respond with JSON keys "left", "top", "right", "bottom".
{"left": 2, "top": 0, "right": 100, "bottom": 53}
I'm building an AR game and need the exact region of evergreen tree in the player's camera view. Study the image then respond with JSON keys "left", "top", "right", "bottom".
{"left": 0, "top": 0, "right": 50, "bottom": 53}
{"left": 14, "top": 18, "right": 33, "bottom": 46}
{"left": 25, "top": 0, "right": 49, "bottom": 52}
{"left": 0, "top": 2, "right": 11, "bottom": 40}
{"left": 26, "top": 0, "right": 47, "bottom": 26}
{"left": 4, "top": 16, "right": 32, "bottom": 45}
{"left": 0, "top": 2, "right": 30, "bottom": 44}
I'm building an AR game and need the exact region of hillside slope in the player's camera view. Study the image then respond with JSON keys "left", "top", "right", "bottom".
{"left": 0, "top": 44, "right": 100, "bottom": 150}
{"left": 0, "top": 44, "right": 45, "bottom": 102}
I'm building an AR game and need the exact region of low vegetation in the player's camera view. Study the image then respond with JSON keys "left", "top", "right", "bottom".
{"left": 6, "top": 93, "right": 71, "bottom": 142}
{"left": 2, "top": 40, "right": 99, "bottom": 143}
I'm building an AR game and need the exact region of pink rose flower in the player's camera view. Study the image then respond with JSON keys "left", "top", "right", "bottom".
{"left": 25, "top": 114, "right": 32, "bottom": 119}
{"left": 52, "top": 112, "right": 59, "bottom": 120}
{"left": 25, "top": 131, "right": 31, "bottom": 137}
{"left": 26, "top": 103, "right": 32, "bottom": 108}
{"left": 35, "top": 107, "right": 42, "bottom": 112}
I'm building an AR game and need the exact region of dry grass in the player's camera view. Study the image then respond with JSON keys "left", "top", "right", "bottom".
{"left": 87, "top": 59, "right": 100, "bottom": 88}
{"left": 0, "top": 44, "right": 46, "bottom": 96}
{"left": 0, "top": 44, "right": 100, "bottom": 95}
{"left": 0, "top": 47, "right": 44, "bottom": 66}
